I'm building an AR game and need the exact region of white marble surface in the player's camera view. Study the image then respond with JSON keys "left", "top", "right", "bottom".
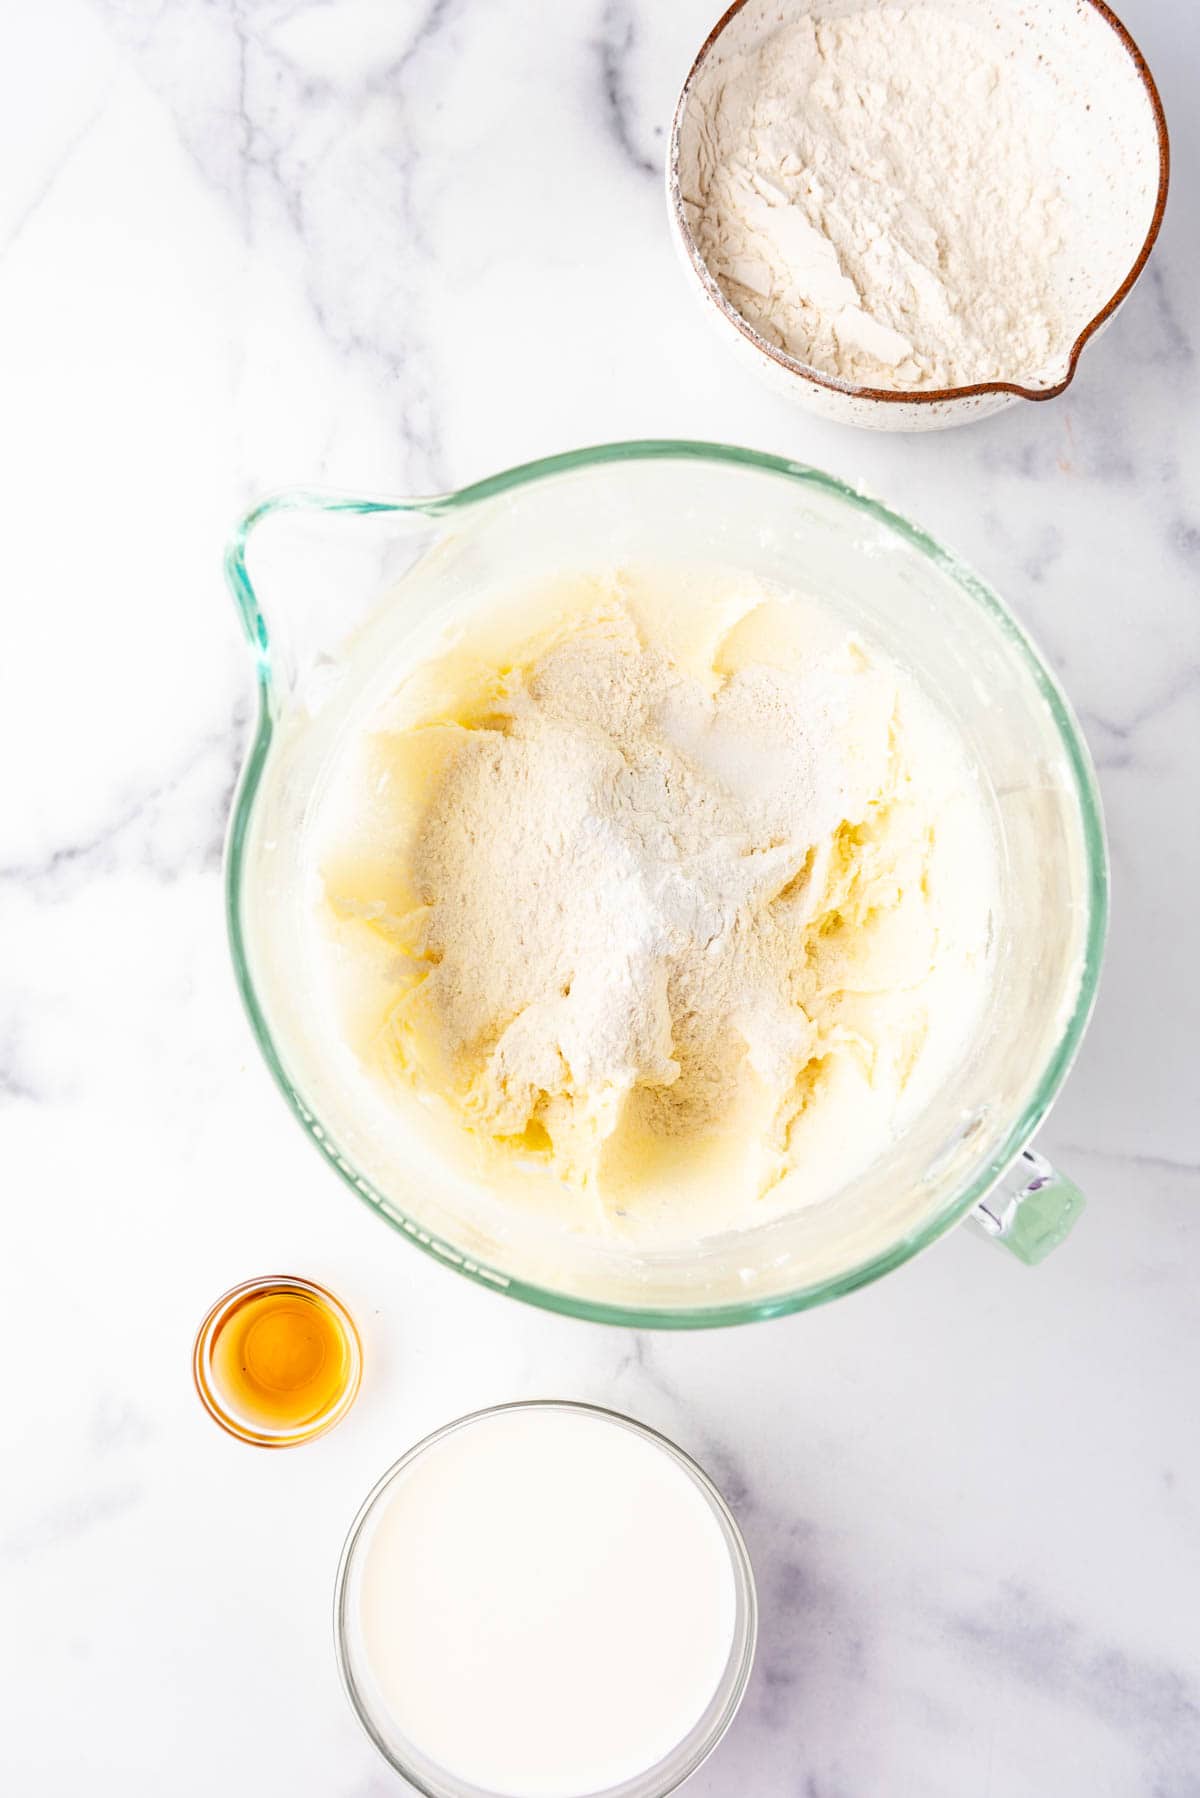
{"left": 2, "top": 1, "right": 1198, "bottom": 1792}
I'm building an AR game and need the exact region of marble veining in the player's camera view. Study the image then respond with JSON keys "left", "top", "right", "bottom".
{"left": 949, "top": 1586, "right": 1200, "bottom": 1792}
{"left": 2, "top": 1, "right": 1197, "bottom": 1793}
{"left": 596, "top": 0, "right": 660, "bottom": 178}
{"left": 0, "top": 704, "right": 248, "bottom": 893}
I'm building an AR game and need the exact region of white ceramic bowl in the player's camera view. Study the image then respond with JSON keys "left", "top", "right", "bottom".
{"left": 669, "top": 0, "right": 1169, "bottom": 431}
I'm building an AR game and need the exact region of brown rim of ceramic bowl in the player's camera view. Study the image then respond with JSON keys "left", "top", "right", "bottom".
{"left": 668, "top": 0, "right": 1170, "bottom": 406}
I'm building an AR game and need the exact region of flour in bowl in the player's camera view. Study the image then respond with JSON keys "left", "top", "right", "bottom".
{"left": 678, "top": 4, "right": 1074, "bottom": 390}
{"left": 314, "top": 567, "right": 998, "bottom": 1242}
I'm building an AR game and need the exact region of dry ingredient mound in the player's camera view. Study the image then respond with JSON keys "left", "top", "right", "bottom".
{"left": 411, "top": 617, "right": 863, "bottom": 1175}
{"left": 680, "top": 6, "right": 1071, "bottom": 390}
{"left": 318, "top": 587, "right": 996, "bottom": 1229}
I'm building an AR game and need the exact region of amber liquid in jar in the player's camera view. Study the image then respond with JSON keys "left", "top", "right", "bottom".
{"left": 194, "top": 1277, "right": 361, "bottom": 1445}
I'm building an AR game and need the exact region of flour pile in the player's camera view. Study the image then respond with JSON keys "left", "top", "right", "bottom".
{"left": 411, "top": 613, "right": 878, "bottom": 1176}
{"left": 318, "top": 582, "right": 996, "bottom": 1230}
{"left": 679, "top": 6, "right": 1071, "bottom": 390}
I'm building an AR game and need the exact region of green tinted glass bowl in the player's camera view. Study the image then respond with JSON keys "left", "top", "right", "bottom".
{"left": 225, "top": 441, "right": 1107, "bottom": 1328}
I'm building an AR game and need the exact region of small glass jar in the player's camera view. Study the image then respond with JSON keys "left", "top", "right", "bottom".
{"left": 193, "top": 1275, "right": 362, "bottom": 1447}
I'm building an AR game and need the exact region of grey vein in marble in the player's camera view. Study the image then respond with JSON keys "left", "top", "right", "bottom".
{"left": 595, "top": 0, "right": 657, "bottom": 177}
{"left": 1056, "top": 1145, "right": 1200, "bottom": 1178}
{"left": 949, "top": 1583, "right": 1200, "bottom": 1795}
{"left": 1075, "top": 665, "right": 1200, "bottom": 772}
{"left": 2, "top": 1482, "right": 145, "bottom": 1563}
{"left": 1137, "top": 263, "right": 1196, "bottom": 370}
{"left": 1, "top": 96, "right": 111, "bottom": 264}
{"left": 0, "top": 704, "right": 249, "bottom": 895}
{"left": 90, "top": 0, "right": 453, "bottom": 489}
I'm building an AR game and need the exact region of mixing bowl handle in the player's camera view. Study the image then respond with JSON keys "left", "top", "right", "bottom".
{"left": 224, "top": 489, "right": 445, "bottom": 704}
{"left": 971, "top": 1148, "right": 1084, "bottom": 1265}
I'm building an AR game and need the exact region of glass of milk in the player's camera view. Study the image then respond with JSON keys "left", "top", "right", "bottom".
{"left": 334, "top": 1401, "right": 758, "bottom": 1797}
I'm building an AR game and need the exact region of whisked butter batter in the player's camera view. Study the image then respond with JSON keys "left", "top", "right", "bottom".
{"left": 317, "top": 567, "right": 996, "bottom": 1240}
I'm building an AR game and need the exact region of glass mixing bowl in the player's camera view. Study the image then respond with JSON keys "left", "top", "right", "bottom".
{"left": 225, "top": 442, "right": 1107, "bottom": 1327}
